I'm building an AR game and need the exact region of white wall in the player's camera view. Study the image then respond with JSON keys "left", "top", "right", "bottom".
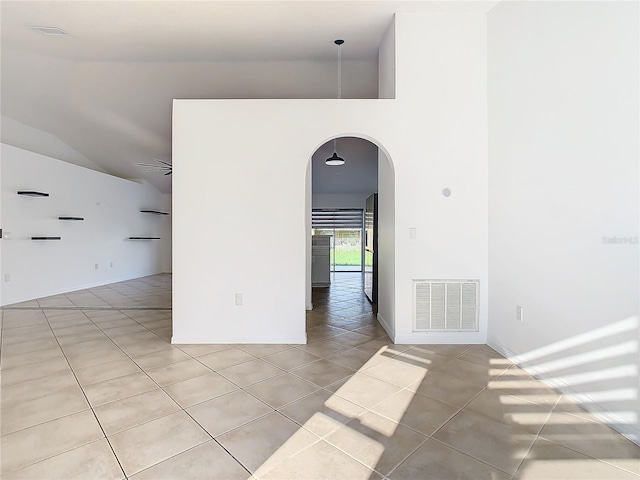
{"left": 377, "top": 149, "right": 395, "bottom": 337}
{"left": 1, "top": 116, "right": 106, "bottom": 173}
{"left": 305, "top": 161, "right": 313, "bottom": 310}
{"left": 376, "top": 16, "right": 397, "bottom": 337}
{"left": 161, "top": 193, "right": 173, "bottom": 274}
{"left": 173, "top": 100, "right": 397, "bottom": 344}
{"left": 392, "top": 12, "right": 489, "bottom": 343}
{"left": 172, "top": 12, "right": 489, "bottom": 346}
{"left": 0, "top": 149, "right": 3, "bottom": 307}
{"left": 378, "top": 15, "right": 396, "bottom": 99}
{"left": 1, "top": 144, "right": 171, "bottom": 305}
{"left": 487, "top": 1, "right": 639, "bottom": 443}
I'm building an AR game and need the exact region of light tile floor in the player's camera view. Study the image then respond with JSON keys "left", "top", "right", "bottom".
{"left": 1, "top": 273, "right": 638, "bottom": 479}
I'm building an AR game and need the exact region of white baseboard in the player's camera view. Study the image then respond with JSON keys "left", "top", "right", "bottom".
{"left": 2, "top": 270, "right": 166, "bottom": 307}
{"left": 171, "top": 335, "right": 307, "bottom": 345}
{"left": 394, "top": 331, "right": 486, "bottom": 345}
{"left": 376, "top": 313, "right": 395, "bottom": 341}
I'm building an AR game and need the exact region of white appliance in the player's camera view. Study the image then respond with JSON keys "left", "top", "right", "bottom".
{"left": 312, "top": 235, "right": 331, "bottom": 286}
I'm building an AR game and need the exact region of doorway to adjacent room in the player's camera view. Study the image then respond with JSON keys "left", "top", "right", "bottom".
{"left": 306, "top": 133, "right": 395, "bottom": 338}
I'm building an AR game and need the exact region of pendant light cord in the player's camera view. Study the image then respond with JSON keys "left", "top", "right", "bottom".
{"left": 338, "top": 41, "right": 342, "bottom": 100}
{"left": 335, "top": 39, "right": 344, "bottom": 100}
{"left": 330, "top": 40, "right": 345, "bottom": 163}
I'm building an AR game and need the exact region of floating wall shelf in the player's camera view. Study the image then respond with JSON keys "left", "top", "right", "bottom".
{"left": 140, "top": 210, "right": 169, "bottom": 216}
{"left": 18, "top": 191, "right": 49, "bottom": 197}
{"left": 59, "top": 216, "right": 84, "bottom": 221}
{"left": 128, "top": 236, "right": 161, "bottom": 240}
{"left": 32, "top": 236, "right": 61, "bottom": 240}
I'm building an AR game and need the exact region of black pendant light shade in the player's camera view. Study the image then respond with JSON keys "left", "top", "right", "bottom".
{"left": 325, "top": 151, "right": 345, "bottom": 166}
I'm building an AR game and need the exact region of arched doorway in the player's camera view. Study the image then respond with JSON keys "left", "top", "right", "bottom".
{"left": 305, "top": 134, "right": 395, "bottom": 341}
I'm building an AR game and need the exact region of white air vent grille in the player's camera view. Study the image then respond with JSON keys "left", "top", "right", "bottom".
{"left": 413, "top": 280, "right": 479, "bottom": 332}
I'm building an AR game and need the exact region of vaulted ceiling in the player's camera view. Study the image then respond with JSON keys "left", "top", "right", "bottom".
{"left": 1, "top": 1, "right": 497, "bottom": 193}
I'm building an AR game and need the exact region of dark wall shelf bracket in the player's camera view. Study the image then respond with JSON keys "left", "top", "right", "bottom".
{"left": 58, "top": 217, "right": 84, "bottom": 221}
{"left": 32, "top": 236, "right": 61, "bottom": 240}
{"left": 18, "top": 191, "right": 49, "bottom": 197}
{"left": 140, "top": 210, "right": 169, "bottom": 216}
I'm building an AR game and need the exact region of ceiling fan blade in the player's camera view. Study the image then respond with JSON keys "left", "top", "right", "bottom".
{"left": 135, "top": 160, "right": 172, "bottom": 175}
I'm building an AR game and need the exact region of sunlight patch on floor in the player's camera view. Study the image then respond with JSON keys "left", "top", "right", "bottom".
{"left": 252, "top": 346, "right": 426, "bottom": 478}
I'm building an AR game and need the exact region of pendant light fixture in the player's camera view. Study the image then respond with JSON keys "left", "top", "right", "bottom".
{"left": 326, "top": 39, "right": 345, "bottom": 166}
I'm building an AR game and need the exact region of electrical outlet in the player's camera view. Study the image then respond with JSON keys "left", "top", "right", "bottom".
{"left": 517, "top": 306, "right": 524, "bottom": 322}
{"left": 95, "top": 264, "right": 99, "bottom": 270}
{"left": 235, "top": 293, "right": 243, "bottom": 306}
{"left": 4, "top": 274, "right": 10, "bottom": 282}
{"left": 110, "top": 262, "right": 113, "bottom": 268}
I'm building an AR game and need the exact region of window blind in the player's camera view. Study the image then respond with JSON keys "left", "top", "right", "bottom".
{"left": 312, "top": 209, "right": 363, "bottom": 229}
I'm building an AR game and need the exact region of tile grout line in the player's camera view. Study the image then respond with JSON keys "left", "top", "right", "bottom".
{"left": 60, "top": 306, "right": 244, "bottom": 478}
{"left": 3, "top": 306, "right": 172, "bottom": 311}
{"left": 171, "top": 361, "right": 282, "bottom": 478}
{"left": 388, "top": 355, "right": 566, "bottom": 479}
{"left": 183, "top": 345, "right": 379, "bottom": 478}
{"left": 81, "top": 338, "right": 324, "bottom": 446}
{"left": 4, "top": 305, "right": 173, "bottom": 476}
{"left": 85, "top": 332, "right": 298, "bottom": 476}
{"left": 508, "top": 392, "right": 562, "bottom": 480}
{"left": 7, "top": 306, "right": 130, "bottom": 479}
{"left": 56, "top": 306, "right": 178, "bottom": 479}
{"left": 380, "top": 354, "right": 514, "bottom": 478}
{"left": 531, "top": 400, "right": 640, "bottom": 478}
{"left": 327, "top": 422, "right": 430, "bottom": 479}
{"left": 11, "top": 274, "right": 625, "bottom": 479}
{"left": 421, "top": 436, "right": 515, "bottom": 477}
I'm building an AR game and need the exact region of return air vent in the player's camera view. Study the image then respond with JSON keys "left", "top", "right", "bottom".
{"left": 413, "top": 280, "right": 479, "bottom": 332}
